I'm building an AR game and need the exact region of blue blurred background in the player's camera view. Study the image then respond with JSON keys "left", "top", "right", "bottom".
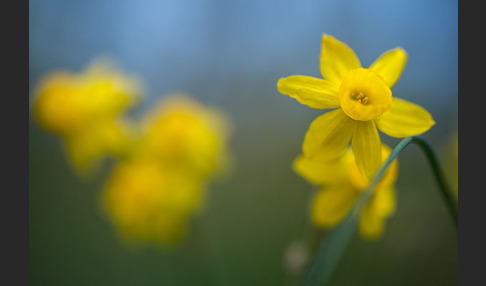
{"left": 29, "top": 0, "right": 458, "bottom": 285}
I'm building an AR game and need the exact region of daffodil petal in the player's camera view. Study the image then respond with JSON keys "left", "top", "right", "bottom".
{"left": 277, "top": 76, "right": 340, "bottom": 109}
{"left": 320, "top": 35, "right": 361, "bottom": 85}
{"left": 375, "top": 98, "right": 435, "bottom": 138}
{"left": 293, "top": 154, "right": 347, "bottom": 186}
{"left": 302, "top": 109, "right": 357, "bottom": 160}
{"left": 376, "top": 145, "right": 399, "bottom": 190}
{"left": 369, "top": 48, "right": 407, "bottom": 88}
{"left": 358, "top": 205, "right": 385, "bottom": 240}
{"left": 64, "top": 133, "right": 102, "bottom": 177}
{"left": 312, "top": 184, "right": 359, "bottom": 229}
{"left": 351, "top": 120, "right": 382, "bottom": 180}
{"left": 374, "top": 186, "right": 396, "bottom": 218}
{"left": 358, "top": 186, "right": 396, "bottom": 240}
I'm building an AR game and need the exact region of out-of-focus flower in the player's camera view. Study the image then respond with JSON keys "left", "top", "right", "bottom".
{"left": 31, "top": 59, "right": 143, "bottom": 177}
{"left": 101, "top": 159, "right": 204, "bottom": 247}
{"left": 101, "top": 94, "right": 231, "bottom": 248}
{"left": 138, "top": 94, "right": 232, "bottom": 179}
{"left": 294, "top": 145, "right": 398, "bottom": 240}
{"left": 278, "top": 35, "right": 434, "bottom": 179}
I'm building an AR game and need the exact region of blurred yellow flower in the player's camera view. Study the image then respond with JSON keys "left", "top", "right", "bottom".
{"left": 101, "top": 159, "right": 205, "bottom": 247}
{"left": 278, "top": 35, "right": 434, "bottom": 179}
{"left": 31, "top": 59, "right": 143, "bottom": 177}
{"left": 294, "top": 145, "right": 398, "bottom": 240}
{"left": 100, "top": 94, "right": 232, "bottom": 248}
{"left": 138, "top": 94, "right": 232, "bottom": 179}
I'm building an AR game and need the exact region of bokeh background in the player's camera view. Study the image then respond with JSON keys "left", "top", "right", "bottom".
{"left": 29, "top": 0, "right": 458, "bottom": 285}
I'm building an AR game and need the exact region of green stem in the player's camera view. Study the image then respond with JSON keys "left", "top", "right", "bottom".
{"left": 411, "top": 136, "right": 458, "bottom": 228}
{"left": 302, "top": 136, "right": 458, "bottom": 286}
{"left": 303, "top": 137, "right": 414, "bottom": 286}
{"left": 361, "top": 136, "right": 457, "bottom": 228}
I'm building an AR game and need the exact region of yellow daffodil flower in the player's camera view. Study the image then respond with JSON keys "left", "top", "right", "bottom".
{"left": 278, "top": 35, "right": 435, "bottom": 179}
{"left": 138, "top": 93, "right": 232, "bottom": 180}
{"left": 294, "top": 145, "right": 398, "bottom": 240}
{"left": 101, "top": 159, "right": 205, "bottom": 247}
{"left": 100, "top": 94, "right": 232, "bottom": 248}
{"left": 32, "top": 59, "right": 143, "bottom": 176}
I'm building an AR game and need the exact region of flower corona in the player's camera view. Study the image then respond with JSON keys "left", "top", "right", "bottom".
{"left": 338, "top": 68, "right": 392, "bottom": 121}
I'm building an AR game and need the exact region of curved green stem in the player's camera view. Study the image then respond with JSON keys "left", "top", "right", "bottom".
{"left": 302, "top": 136, "right": 457, "bottom": 286}
{"left": 362, "top": 136, "right": 457, "bottom": 228}
{"left": 411, "top": 136, "right": 458, "bottom": 228}
{"left": 303, "top": 137, "right": 414, "bottom": 286}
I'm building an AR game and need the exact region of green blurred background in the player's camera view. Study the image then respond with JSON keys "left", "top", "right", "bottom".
{"left": 29, "top": 0, "right": 457, "bottom": 285}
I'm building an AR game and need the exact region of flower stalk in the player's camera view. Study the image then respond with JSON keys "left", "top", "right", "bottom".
{"left": 411, "top": 136, "right": 458, "bottom": 228}
{"left": 303, "top": 136, "right": 457, "bottom": 286}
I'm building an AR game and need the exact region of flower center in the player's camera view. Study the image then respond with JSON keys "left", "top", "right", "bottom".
{"left": 338, "top": 68, "right": 392, "bottom": 121}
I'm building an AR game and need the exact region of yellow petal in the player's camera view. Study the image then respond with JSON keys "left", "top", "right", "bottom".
{"left": 358, "top": 186, "right": 396, "bottom": 240}
{"left": 312, "top": 184, "right": 359, "bottom": 229}
{"left": 351, "top": 120, "right": 382, "bottom": 180}
{"left": 374, "top": 186, "right": 396, "bottom": 218}
{"left": 293, "top": 154, "right": 347, "bottom": 186}
{"left": 358, "top": 205, "right": 385, "bottom": 240}
{"left": 320, "top": 35, "right": 361, "bottom": 85}
{"left": 64, "top": 132, "right": 103, "bottom": 177}
{"left": 375, "top": 98, "right": 435, "bottom": 138}
{"left": 277, "top": 76, "right": 340, "bottom": 109}
{"left": 343, "top": 150, "right": 369, "bottom": 190}
{"left": 302, "top": 109, "right": 357, "bottom": 160}
{"left": 369, "top": 48, "right": 407, "bottom": 88}
{"left": 376, "top": 145, "right": 399, "bottom": 190}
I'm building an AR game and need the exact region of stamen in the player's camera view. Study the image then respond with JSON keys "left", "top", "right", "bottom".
{"left": 352, "top": 92, "right": 368, "bottom": 105}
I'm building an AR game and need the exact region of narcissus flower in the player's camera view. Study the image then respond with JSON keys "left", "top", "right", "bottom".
{"left": 31, "top": 59, "right": 143, "bottom": 176}
{"left": 294, "top": 145, "right": 398, "bottom": 240}
{"left": 101, "top": 159, "right": 205, "bottom": 247}
{"left": 278, "top": 35, "right": 435, "bottom": 179}
{"left": 101, "top": 94, "right": 232, "bottom": 247}
{"left": 138, "top": 94, "right": 232, "bottom": 179}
